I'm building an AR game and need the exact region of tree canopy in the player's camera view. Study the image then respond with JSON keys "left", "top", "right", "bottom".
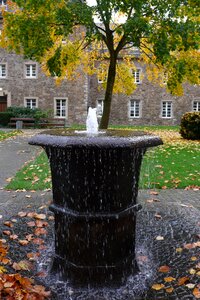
{"left": 1, "top": 0, "right": 200, "bottom": 128}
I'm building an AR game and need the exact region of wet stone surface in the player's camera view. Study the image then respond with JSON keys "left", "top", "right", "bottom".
{"left": 0, "top": 190, "right": 199, "bottom": 300}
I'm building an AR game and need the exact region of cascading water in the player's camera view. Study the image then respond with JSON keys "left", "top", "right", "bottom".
{"left": 29, "top": 109, "right": 163, "bottom": 295}
{"left": 86, "top": 107, "right": 98, "bottom": 134}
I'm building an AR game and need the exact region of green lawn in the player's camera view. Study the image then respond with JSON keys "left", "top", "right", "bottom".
{"left": 5, "top": 128, "right": 200, "bottom": 190}
{"left": 0, "top": 130, "right": 21, "bottom": 141}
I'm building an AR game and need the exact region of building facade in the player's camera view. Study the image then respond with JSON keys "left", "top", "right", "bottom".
{"left": 0, "top": 2, "right": 199, "bottom": 126}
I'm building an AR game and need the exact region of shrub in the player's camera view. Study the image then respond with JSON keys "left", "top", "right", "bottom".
{"left": 0, "top": 112, "right": 14, "bottom": 126}
{"left": 180, "top": 112, "right": 200, "bottom": 140}
{"left": 6, "top": 106, "right": 50, "bottom": 119}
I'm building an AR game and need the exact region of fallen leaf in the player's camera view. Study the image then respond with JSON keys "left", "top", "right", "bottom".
{"left": 186, "top": 283, "right": 196, "bottom": 289}
{"left": 1, "top": 258, "right": 11, "bottom": 265}
{"left": 176, "top": 247, "right": 183, "bottom": 253}
{"left": 0, "top": 266, "right": 7, "bottom": 273}
{"left": 191, "top": 256, "right": 197, "bottom": 261}
{"left": 32, "top": 238, "right": 44, "bottom": 245}
{"left": 18, "top": 211, "right": 27, "bottom": 218}
{"left": 27, "top": 252, "right": 40, "bottom": 261}
{"left": 151, "top": 283, "right": 165, "bottom": 290}
{"left": 25, "top": 234, "right": 34, "bottom": 241}
{"left": 193, "top": 287, "right": 200, "bottom": 299}
{"left": 35, "top": 220, "right": 48, "bottom": 228}
{"left": 164, "top": 277, "right": 176, "bottom": 282}
{"left": 12, "top": 260, "right": 33, "bottom": 271}
{"left": 178, "top": 276, "right": 190, "bottom": 286}
{"left": 155, "top": 214, "right": 162, "bottom": 219}
{"left": 165, "top": 287, "right": 174, "bottom": 293}
{"left": 19, "top": 240, "right": 29, "bottom": 246}
{"left": 156, "top": 236, "right": 164, "bottom": 241}
{"left": 27, "top": 221, "right": 36, "bottom": 227}
{"left": 150, "top": 191, "right": 159, "bottom": 195}
{"left": 27, "top": 212, "right": 35, "bottom": 218}
{"left": 25, "top": 195, "right": 32, "bottom": 198}
{"left": 158, "top": 265, "right": 170, "bottom": 273}
{"left": 3, "top": 221, "right": 13, "bottom": 228}
{"left": 34, "top": 213, "right": 46, "bottom": 220}
{"left": 34, "top": 228, "right": 47, "bottom": 236}
{"left": 9, "top": 234, "right": 18, "bottom": 240}
{"left": 3, "top": 230, "right": 11, "bottom": 236}
{"left": 189, "top": 268, "right": 197, "bottom": 275}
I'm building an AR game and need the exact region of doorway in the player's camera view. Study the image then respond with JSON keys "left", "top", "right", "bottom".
{"left": 0, "top": 95, "right": 7, "bottom": 112}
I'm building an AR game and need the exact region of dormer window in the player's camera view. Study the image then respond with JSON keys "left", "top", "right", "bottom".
{"left": 133, "top": 69, "right": 142, "bottom": 84}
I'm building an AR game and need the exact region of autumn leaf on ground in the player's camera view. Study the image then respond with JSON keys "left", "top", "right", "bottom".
{"left": 164, "top": 276, "right": 176, "bottom": 282}
{"left": 150, "top": 191, "right": 159, "bottom": 195}
{"left": 165, "top": 287, "right": 174, "bottom": 293}
{"left": 29, "top": 284, "right": 51, "bottom": 298}
{"left": 151, "top": 283, "right": 165, "bottom": 290}
{"left": 0, "top": 266, "right": 7, "bottom": 273}
{"left": 34, "top": 213, "right": 46, "bottom": 220}
{"left": 155, "top": 213, "right": 162, "bottom": 219}
{"left": 27, "top": 252, "right": 40, "bottom": 261}
{"left": 178, "top": 276, "right": 190, "bottom": 286}
{"left": 4, "top": 221, "right": 13, "bottom": 228}
{"left": 12, "top": 260, "right": 33, "bottom": 271}
{"left": 158, "top": 265, "right": 170, "bottom": 273}
{"left": 193, "top": 287, "right": 200, "bottom": 299}
{"left": 27, "top": 221, "right": 36, "bottom": 227}
{"left": 18, "top": 211, "right": 27, "bottom": 218}
{"left": 156, "top": 236, "right": 164, "bottom": 241}
{"left": 19, "top": 239, "right": 29, "bottom": 246}
{"left": 34, "top": 227, "right": 47, "bottom": 236}
{"left": 36, "top": 220, "right": 48, "bottom": 227}
{"left": 3, "top": 230, "right": 11, "bottom": 236}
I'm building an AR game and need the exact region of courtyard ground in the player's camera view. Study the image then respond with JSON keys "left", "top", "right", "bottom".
{"left": 0, "top": 130, "right": 199, "bottom": 299}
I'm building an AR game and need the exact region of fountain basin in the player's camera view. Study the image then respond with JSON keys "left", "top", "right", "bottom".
{"left": 29, "top": 129, "right": 163, "bottom": 287}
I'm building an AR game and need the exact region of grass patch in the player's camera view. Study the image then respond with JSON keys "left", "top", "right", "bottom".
{"left": 6, "top": 151, "right": 51, "bottom": 190}
{"left": 0, "top": 130, "right": 21, "bottom": 141}
{"left": 140, "top": 144, "right": 200, "bottom": 189}
{"left": 6, "top": 127, "right": 200, "bottom": 190}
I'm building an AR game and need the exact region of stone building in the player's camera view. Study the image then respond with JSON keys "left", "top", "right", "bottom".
{"left": 0, "top": 1, "right": 199, "bottom": 126}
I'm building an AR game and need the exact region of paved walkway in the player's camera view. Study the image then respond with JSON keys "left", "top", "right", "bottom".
{"left": 0, "top": 129, "right": 199, "bottom": 299}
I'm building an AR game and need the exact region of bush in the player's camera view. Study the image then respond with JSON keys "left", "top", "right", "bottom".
{"left": 6, "top": 106, "right": 50, "bottom": 119}
{"left": 0, "top": 112, "right": 14, "bottom": 126}
{"left": 180, "top": 112, "right": 200, "bottom": 140}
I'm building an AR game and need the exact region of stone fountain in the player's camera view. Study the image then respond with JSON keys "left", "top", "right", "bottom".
{"left": 29, "top": 108, "right": 163, "bottom": 288}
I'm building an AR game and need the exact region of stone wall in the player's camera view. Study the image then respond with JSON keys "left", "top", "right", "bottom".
{"left": 0, "top": 49, "right": 88, "bottom": 124}
{"left": 0, "top": 48, "right": 199, "bottom": 126}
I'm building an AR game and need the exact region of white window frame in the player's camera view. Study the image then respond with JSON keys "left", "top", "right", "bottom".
{"left": 161, "top": 101, "right": 173, "bottom": 118}
{"left": 0, "top": 63, "right": 7, "bottom": 78}
{"left": 129, "top": 99, "right": 141, "bottom": 118}
{"left": 24, "top": 97, "right": 38, "bottom": 109}
{"left": 97, "top": 66, "right": 107, "bottom": 83}
{"left": 192, "top": 99, "right": 200, "bottom": 112}
{"left": 24, "top": 63, "right": 37, "bottom": 78}
{"left": 54, "top": 97, "right": 68, "bottom": 118}
{"left": 133, "top": 68, "right": 142, "bottom": 84}
{"left": 96, "top": 99, "right": 104, "bottom": 117}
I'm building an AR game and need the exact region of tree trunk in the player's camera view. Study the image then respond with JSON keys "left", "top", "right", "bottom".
{"left": 99, "top": 54, "right": 117, "bottom": 129}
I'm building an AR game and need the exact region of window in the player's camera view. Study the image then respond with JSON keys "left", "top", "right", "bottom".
{"left": 54, "top": 98, "right": 68, "bottom": 118}
{"left": 98, "top": 67, "right": 107, "bottom": 83}
{"left": 24, "top": 98, "right": 38, "bottom": 109}
{"left": 162, "top": 101, "right": 172, "bottom": 118}
{"left": 130, "top": 100, "right": 140, "bottom": 118}
{"left": 0, "top": 64, "right": 6, "bottom": 78}
{"left": 133, "top": 69, "right": 141, "bottom": 84}
{"left": 25, "top": 63, "right": 37, "bottom": 78}
{"left": 96, "top": 99, "right": 104, "bottom": 117}
{"left": 193, "top": 100, "right": 200, "bottom": 112}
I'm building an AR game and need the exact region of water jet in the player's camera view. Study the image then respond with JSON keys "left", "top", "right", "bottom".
{"left": 29, "top": 113, "right": 163, "bottom": 288}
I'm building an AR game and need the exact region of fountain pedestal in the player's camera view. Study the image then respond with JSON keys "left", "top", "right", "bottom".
{"left": 29, "top": 130, "right": 163, "bottom": 287}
